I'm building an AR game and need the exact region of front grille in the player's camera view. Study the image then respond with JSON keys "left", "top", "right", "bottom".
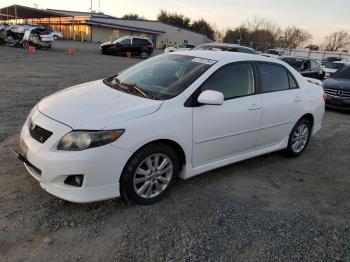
{"left": 29, "top": 123, "right": 53, "bottom": 143}
{"left": 324, "top": 88, "right": 350, "bottom": 98}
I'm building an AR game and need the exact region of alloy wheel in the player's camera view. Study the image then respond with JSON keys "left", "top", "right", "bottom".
{"left": 291, "top": 123, "right": 309, "bottom": 153}
{"left": 133, "top": 153, "right": 173, "bottom": 199}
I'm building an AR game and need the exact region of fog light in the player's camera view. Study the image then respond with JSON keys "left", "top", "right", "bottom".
{"left": 64, "top": 175, "right": 84, "bottom": 187}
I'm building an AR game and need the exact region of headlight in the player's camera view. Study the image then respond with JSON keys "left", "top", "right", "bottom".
{"left": 57, "top": 129, "right": 124, "bottom": 151}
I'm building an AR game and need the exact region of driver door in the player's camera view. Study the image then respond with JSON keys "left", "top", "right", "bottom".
{"left": 114, "top": 37, "right": 131, "bottom": 55}
{"left": 192, "top": 63, "right": 262, "bottom": 167}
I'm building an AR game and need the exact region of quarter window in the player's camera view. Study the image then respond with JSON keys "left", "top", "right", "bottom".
{"left": 257, "top": 63, "right": 290, "bottom": 92}
{"left": 288, "top": 74, "right": 298, "bottom": 89}
{"left": 201, "top": 63, "right": 255, "bottom": 100}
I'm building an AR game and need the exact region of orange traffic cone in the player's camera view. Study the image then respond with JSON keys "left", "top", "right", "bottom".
{"left": 68, "top": 48, "right": 76, "bottom": 55}
{"left": 28, "top": 46, "right": 36, "bottom": 54}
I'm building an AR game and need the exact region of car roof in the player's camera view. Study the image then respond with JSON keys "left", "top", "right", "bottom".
{"left": 172, "top": 50, "right": 286, "bottom": 64}
{"left": 333, "top": 61, "right": 349, "bottom": 64}
{"left": 280, "top": 56, "right": 308, "bottom": 60}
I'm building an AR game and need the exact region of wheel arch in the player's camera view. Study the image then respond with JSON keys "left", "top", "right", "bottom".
{"left": 119, "top": 139, "right": 187, "bottom": 183}
{"left": 300, "top": 113, "right": 314, "bottom": 128}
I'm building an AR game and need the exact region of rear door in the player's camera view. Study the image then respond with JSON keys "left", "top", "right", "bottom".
{"left": 256, "top": 62, "right": 304, "bottom": 149}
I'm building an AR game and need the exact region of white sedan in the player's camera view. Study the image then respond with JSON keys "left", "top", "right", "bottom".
{"left": 164, "top": 43, "right": 196, "bottom": 53}
{"left": 18, "top": 51, "right": 325, "bottom": 205}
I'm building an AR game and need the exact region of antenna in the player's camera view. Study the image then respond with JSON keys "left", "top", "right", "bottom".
{"left": 98, "top": 0, "right": 101, "bottom": 13}
{"left": 34, "top": 3, "right": 38, "bottom": 9}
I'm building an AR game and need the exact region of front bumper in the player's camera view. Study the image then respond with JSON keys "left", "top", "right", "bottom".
{"left": 325, "top": 95, "right": 350, "bottom": 110}
{"left": 19, "top": 108, "right": 132, "bottom": 203}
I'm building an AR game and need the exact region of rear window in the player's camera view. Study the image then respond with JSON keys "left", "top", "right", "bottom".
{"left": 133, "top": 38, "right": 150, "bottom": 46}
{"left": 258, "top": 63, "right": 290, "bottom": 92}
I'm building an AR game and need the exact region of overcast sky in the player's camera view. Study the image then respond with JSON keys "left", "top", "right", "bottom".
{"left": 1, "top": 0, "right": 350, "bottom": 43}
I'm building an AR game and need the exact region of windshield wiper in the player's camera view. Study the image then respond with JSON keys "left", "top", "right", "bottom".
{"left": 109, "top": 77, "right": 150, "bottom": 99}
{"left": 125, "top": 83, "right": 150, "bottom": 99}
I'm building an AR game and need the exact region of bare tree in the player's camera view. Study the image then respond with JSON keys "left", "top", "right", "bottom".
{"left": 279, "top": 26, "right": 312, "bottom": 48}
{"left": 323, "top": 31, "right": 350, "bottom": 52}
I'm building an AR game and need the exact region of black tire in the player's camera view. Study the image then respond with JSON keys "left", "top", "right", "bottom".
{"left": 22, "top": 40, "right": 29, "bottom": 49}
{"left": 286, "top": 118, "right": 312, "bottom": 157}
{"left": 140, "top": 51, "right": 149, "bottom": 59}
{"left": 53, "top": 35, "right": 59, "bottom": 40}
{"left": 120, "top": 143, "right": 179, "bottom": 205}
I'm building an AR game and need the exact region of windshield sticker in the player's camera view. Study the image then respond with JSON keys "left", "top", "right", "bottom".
{"left": 192, "top": 58, "right": 217, "bottom": 65}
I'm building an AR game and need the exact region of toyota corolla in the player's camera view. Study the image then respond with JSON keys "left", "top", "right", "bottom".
{"left": 18, "top": 51, "right": 325, "bottom": 205}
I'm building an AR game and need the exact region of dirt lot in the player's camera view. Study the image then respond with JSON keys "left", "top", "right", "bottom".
{"left": 1, "top": 41, "right": 350, "bottom": 262}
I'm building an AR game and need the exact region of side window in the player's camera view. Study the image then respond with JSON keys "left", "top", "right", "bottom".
{"left": 228, "top": 48, "right": 239, "bottom": 52}
{"left": 257, "top": 63, "right": 290, "bottom": 92}
{"left": 304, "top": 61, "right": 311, "bottom": 70}
{"left": 119, "top": 38, "right": 131, "bottom": 45}
{"left": 201, "top": 63, "right": 255, "bottom": 100}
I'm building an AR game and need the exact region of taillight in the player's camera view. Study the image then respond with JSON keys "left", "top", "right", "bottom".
{"left": 147, "top": 44, "right": 153, "bottom": 48}
{"left": 323, "top": 93, "right": 328, "bottom": 101}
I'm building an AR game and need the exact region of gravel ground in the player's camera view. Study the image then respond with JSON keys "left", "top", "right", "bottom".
{"left": 1, "top": 41, "right": 350, "bottom": 262}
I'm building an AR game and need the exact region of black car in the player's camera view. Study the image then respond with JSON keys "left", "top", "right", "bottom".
{"left": 279, "top": 56, "right": 324, "bottom": 80}
{"left": 322, "top": 56, "right": 342, "bottom": 64}
{"left": 323, "top": 65, "right": 350, "bottom": 110}
{"left": 193, "top": 43, "right": 259, "bottom": 55}
{"left": 100, "top": 36, "right": 153, "bottom": 59}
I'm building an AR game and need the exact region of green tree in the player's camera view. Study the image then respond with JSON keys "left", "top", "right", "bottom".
{"left": 157, "top": 10, "right": 191, "bottom": 29}
{"left": 122, "top": 13, "right": 144, "bottom": 19}
{"left": 191, "top": 19, "right": 215, "bottom": 39}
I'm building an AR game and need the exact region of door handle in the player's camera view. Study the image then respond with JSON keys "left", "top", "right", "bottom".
{"left": 294, "top": 96, "right": 303, "bottom": 103}
{"left": 249, "top": 104, "right": 261, "bottom": 111}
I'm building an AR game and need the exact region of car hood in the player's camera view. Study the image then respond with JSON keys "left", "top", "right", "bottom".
{"left": 38, "top": 80, "right": 163, "bottom": 130}
{"left": 100, "top": 41, "right": 113, "bottom": 47}
{"left": 323, "top": 78, "right": 350, "bottom": 91}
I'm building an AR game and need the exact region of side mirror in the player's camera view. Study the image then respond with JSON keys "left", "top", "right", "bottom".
{"left": 197, "top": 90, "right": 224, "bottom": 105}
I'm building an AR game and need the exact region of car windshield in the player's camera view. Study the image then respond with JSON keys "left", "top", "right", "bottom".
{"left": 331, "top": 66, "right": 350, "bottom": 80}
{"left": 103, "top": 54, "right": 216, "bottom": 100}
{"left": 281, "top": 58, "right": 305, "bottom": 69}
{"left": 323, "top": 62, "right": 344, "bottom": 70}
{"left": 266, "top": 50, "right": 279, "bottom": 55}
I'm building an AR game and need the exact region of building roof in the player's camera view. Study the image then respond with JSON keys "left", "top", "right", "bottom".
{"left": 86, "top": 19, "right": 166, "bottom": 34}
{"left": 47, "top": 9, "right": 111, "bottom": 18}
{"left": 0, "top": 4, "right": 71, "bottom": 19}
{"left": 88, "top": 16, "right": 213, "bottom": 40}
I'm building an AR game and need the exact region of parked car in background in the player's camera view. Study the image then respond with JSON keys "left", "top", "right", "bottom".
{"left": 321, "top": 56, "right": 343, "bottom": 64}
{"left": 100, "top": 36, "right": 153, "bottom": 58}
{"left": 193, "top": 43, "right": 259, "bottom": 55}
{"left": 42, "top": 26, "right": 63, "bottom": 40}
{"left": 0, "top": 24, "right": 54, "bottom": 48}
{"left": 164, "top": 43, "right": 196, "bottom": 53}
{"left": 323, "top": 64, "right": 350, "bottom": 110}
{"left": 18, "top": 51, "right": 324, "bottom": 205}
{"left": 322, "top": 61, "right": 349, "bottom": 78}
{"left": 279, "top": 56, "right": 324, "bottom": 80}
{"left": 262, "top": 49, "right": 285, "bottom": 58}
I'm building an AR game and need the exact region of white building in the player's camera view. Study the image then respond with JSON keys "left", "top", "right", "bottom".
{"left": 86, "top": 16, "right": 213, "bottom": 48}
